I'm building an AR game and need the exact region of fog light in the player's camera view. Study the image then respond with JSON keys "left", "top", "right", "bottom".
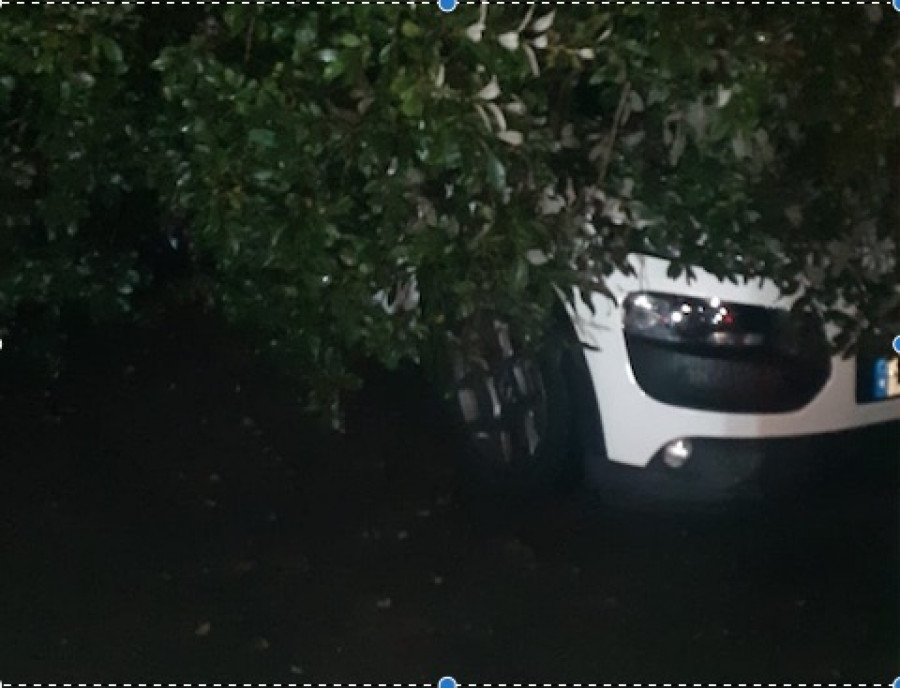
{"left": 662, "top": 439, "right": 692, "bottom": 468}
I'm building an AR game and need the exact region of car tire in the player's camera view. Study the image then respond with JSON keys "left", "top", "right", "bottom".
{"left": 445, "top": 309, "right": 583, "bottom": 499}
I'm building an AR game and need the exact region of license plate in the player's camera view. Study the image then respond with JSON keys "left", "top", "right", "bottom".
{"left": 873, "top": 355, "right": 900, "bottom": 400}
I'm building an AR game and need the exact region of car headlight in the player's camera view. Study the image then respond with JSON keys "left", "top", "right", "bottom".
{"left": 622, "top": 292, "right": 774, "bottom": 348}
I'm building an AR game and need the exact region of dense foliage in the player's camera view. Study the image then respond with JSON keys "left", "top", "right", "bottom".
{"left": 0, "top": 6, "right": 897, "bottom": 422}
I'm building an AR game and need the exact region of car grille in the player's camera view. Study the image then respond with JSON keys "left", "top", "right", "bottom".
{"left": 624, "top": 311, "right": 831, "bottom": 414}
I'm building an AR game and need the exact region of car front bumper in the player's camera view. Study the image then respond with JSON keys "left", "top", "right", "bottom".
{"left": 567, "top": 254, "right": 900, "bottom": 469}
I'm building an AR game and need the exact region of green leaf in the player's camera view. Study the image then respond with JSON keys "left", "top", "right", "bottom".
{"left": 98, "top": 37, "right": 124, "bottom": 65}
{"left": 485, "top": 153, "right": 506, "bottom": 192}
{"left": 338, "top": 33, "right": 362, "bottom": 48}
{"left": 323, "top": 58, "right": 346, "bottom": 81}
{"left": 512, "top": 257, "right": 528, "bottom": 291}
{"left": 295, "top": 26, "right": 316, "bottom": 50}
{"left": 399, "top": 87, "right": 424, "bottom": 118}
{"left": 248, "top": 128, "right": 276, "bottom": 148}
{"left": 400, "top": 21, "right": 423, "bottom": 38}
{"left": 666, "top": 262, "right": 684, "bottom": 280}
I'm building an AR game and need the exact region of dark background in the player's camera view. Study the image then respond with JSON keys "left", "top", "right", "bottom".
{"left": 0, "top": 312, "right": 897, "bottom": 682}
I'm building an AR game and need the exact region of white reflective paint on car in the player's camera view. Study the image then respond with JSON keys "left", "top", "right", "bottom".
{"left": 566, "top": 253, "right": 900, "bottom": 469}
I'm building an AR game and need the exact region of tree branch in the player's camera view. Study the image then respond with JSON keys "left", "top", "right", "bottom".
{"left": 597, "top": 81, "right": 631, "bottom": 185}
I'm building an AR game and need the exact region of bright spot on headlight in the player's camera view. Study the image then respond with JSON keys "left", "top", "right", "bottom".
{"left": 633, "top": 294, "right": 653, "bottom": 311}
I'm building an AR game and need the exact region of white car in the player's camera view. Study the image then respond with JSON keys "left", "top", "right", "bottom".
{"left": 450, "top": 253, "right": 900, "bottom": 499}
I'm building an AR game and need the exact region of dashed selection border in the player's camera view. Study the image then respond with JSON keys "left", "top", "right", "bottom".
{"left": 0, "top": 1, "right": 895, "bottom": 5}
{"left": 0, "top": 683, "right": 893, "bottom": 687}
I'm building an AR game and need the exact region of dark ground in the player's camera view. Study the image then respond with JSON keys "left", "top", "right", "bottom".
{"left": 1, "top": 314, "right": 898, "bottom": 683}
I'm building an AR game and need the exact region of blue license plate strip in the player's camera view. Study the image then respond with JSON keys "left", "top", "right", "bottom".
{"left": 873, "top": 355, "right": 900, "bottom": 400}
